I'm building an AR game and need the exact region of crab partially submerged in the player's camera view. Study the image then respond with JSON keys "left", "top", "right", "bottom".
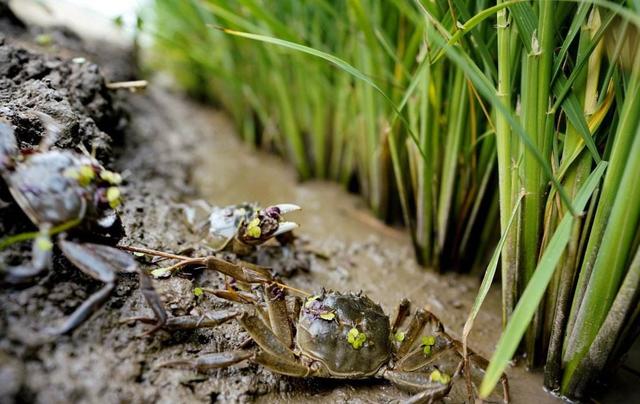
{"left": 126, "top": 248, "right": 509, "bottom": 403}
{"left": 183, "top": 201, "right": 300, "bottom": 255}
{"left": 0, "top": 115, "right": 166, "bottom": 334}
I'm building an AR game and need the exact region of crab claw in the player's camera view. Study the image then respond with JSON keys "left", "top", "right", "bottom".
{"left": 270, "top": 203, "right": 301, "bottom": 215}
{"left": 273, "top": 221, "right": 298, "bottom": 237}
{"left": 237, "top": 203, "right": 300, "bottom": 246}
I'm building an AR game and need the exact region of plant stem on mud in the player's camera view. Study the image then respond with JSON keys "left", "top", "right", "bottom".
{"left": 495, "top": 0, "right": 517, "bottom": 327}
{"left": 544, "top": 10, "right": 602, "bottom": 389}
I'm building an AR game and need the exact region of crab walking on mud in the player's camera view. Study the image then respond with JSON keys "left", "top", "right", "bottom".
{"left": 0, "top": 115, "right": 166, "bottom": 335}
{"left": 183, "top": 201, "right": 300, "bottom": 255}
{"left": 130, "top": 203, "right": 301, "bottom": 279}
{"left": 123, "top": 247, "right": 510, "bottom": 403}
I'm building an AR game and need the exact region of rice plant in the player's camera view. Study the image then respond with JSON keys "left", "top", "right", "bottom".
{"left": 418, "top": 1, "right": 640, "bottom": 400}
{"left": 148, "top": 0, "right": 640, "bottom": 400}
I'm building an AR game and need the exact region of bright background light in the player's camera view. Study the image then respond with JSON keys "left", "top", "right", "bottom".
{"left": 11, "top": 0, "right": 150, "bottom": 45}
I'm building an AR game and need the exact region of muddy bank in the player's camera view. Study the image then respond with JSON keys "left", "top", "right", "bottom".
{"left": 0, "top": 14, "right": 564, "bottom": 404}
{"left": 0, "top": 34, "right": 126, "bottom": 241}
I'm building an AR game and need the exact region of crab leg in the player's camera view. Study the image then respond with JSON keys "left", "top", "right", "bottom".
{"left": 51, "top": 240, "right": 166, "bottom": 335}
{"left": 32, "top": 111, "right": 62, "bottom": 151}
{"left": 208, "top": 257, "right": 273, "bottom": 283}
{"left": 383, "top": 370, "right": 452, "bottom": 403}
{"left": 204, "top": 288, "right": 258, "bottom": 304}
{"left": 253, "top": 350, "right": 310, "bottom": 377}
{"left": 263, "top": 283, "right": 294, "bottom": 348}
{"left": 236, "top": 311, "right": 314, "bottom": 378}
{"left": 290, "top": 296, "right": 303, "bottom": 322}
{"left": 158, "top": 309, "right": 311, "bottom": 377}
{"left": 391, "top": 298, "right": 411, "bottom": 333}
{"left": 117, "top": 246, "right": 277, "bottom": 286}
{"left": 159, "top": 350, "right": 253, "bottom": 372}
{"left": 122, "top": 310, "right": 238, "bottom": 330}
{"left": 204, "top": 287, "right": 272, "bottom": 330}
{"left": 160, "top": 349, "right": 311, "bottom": 377}
{"left": 2, "top": 227, "right": 52, "bottom": 284}
{"left": 51, "top": 240, "right": 117, "bottom": 334}
{"left": 86, "top": 242, "right": 168, "bottom": 334}
{"left": 137, "top": 265, "right": 168, "bottom": 334}
{"left": 237, "top": 311, "right": 296, "bottom": 362}
{"left": 396, "top": 336, "right": 456, "bottom": 372}
{"left": 397, "top": 308, "right": 444, "bottom": 358}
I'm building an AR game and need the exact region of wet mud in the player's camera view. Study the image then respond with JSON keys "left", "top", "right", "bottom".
{"left": 0, "top": 13, "right": 566, "bottom": 404}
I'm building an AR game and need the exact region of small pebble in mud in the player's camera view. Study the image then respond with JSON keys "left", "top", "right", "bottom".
{"left": 333, "top": 265, "right": 351, "bottom": 281}
{"left": 428, "top": 297, "right": 445, "bottom": 311}
{"left": 451, "top": 300, "right": 464, "bottom": 309}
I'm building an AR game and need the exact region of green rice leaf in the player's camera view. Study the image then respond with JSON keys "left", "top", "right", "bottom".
{"left": 216, "top": 27, "right": 427, "bottom": 161}
{"left": 463, "top": 193, "right": 523, "bottom": 342}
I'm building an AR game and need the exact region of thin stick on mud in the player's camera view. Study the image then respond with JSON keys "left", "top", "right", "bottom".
{"left": 106, "top": 80, "right": 148, "bottom": 91}
{"left": 118, "top": 245, "right": 191, "bottom": 260}
{"left": 118, "top": 245, "right": 312, "bottom": 297}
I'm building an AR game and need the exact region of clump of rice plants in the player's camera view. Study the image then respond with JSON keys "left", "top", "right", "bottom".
{"left": 148, "top": 0, "right": 640, "bottom": 400}
{"left": 419, "top": 1, "right": 640, "bottom": 400}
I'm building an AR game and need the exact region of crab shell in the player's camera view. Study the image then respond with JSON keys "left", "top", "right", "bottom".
{"left": 4, "top": 150, "right": 116, "bottom": 228}
{"left": 296, "top": 291, "right": 392, "bottom": 378}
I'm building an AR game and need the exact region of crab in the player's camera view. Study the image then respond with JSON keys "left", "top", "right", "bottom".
{"left": 143, "top": 201, "right": 301, "bottom": 279}
{"left": 122, "top": 248, "right": 510, "bottom": 403}
{"left": 182, "top": 200, "right": 300, "bottom": 255}
{"left": 0, "top": 115, "right": 166, "bottom": 334}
